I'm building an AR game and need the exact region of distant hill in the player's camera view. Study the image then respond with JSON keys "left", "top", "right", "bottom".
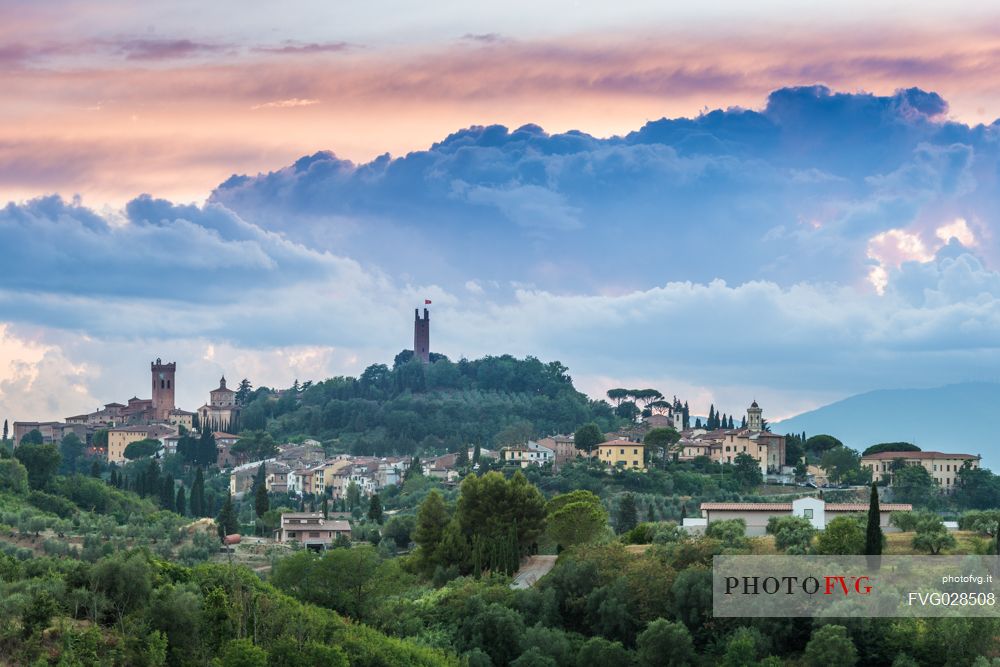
{"left": 241, "top": 353, "right": 621, "bottom": 456}
{"left": 773, "top": 382, "right": 999, "bottom": 471}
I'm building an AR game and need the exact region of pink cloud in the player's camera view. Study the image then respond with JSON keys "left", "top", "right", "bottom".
{"left": 7, "top": 23, "right": 1000, "bottom": 203}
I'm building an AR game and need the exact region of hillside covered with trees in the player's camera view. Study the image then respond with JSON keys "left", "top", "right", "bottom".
{"left": 239, "top": 354, "right": 620, "bottom": 455}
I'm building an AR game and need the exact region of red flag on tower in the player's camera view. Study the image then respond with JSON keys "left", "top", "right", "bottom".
{"left": 425, "top": 299, "right": 432, "bottom": 304}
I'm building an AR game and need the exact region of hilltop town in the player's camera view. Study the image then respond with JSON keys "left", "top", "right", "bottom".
{"left": 0, "top": 307, "right": 997, "bottom": 665}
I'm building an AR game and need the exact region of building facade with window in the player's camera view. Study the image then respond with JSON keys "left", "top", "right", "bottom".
{"left": 597, "top": 439, "right": 645, "bottom": 470}
{"left": 500, "top": 441, "right": 554, "bottom": 468}
{"left": 276, "top": 512, "right": 351, "bottom": 549}
{"left": 687, "top": 497, "right": 912, "bottom": 536}
{"left": 861, "top": 451, "right": 980, "bottom": 494}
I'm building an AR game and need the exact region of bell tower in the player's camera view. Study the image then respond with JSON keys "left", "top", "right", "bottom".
{"left": 151, "top": 358, "right": 176, "bottom": 421}
{"left": 747, "top": 400, "right": 763, "bottom": 432}
{"left": 414, "top": 308, "right": 430, "bottom": 363}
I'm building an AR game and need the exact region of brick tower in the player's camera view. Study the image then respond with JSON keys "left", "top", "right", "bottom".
{"left": 151, "top": 358, "right": 176, "bottom": 421}
{"left": 414, "top": 308, "right": 430, "bottom": 363}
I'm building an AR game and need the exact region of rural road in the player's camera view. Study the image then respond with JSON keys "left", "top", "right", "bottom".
{"left": 510, "top": 555, "right": 558, "bottom": 589}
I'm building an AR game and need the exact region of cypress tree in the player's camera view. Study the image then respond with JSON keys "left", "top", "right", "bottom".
{"left": 175, "top": 485, "right": 186, "bottom": 516}
{"left": 191, "top": 467, "right": 205, "bottom": 517}
{"left": 252, "top": 463, "right": 267, "bottom": 494}
{"left": 322, "top": 495, "right": 329, "bottom": 519}
{"left": 2, "top": 419, "right": 7, "bottom": 442}
{"left": 254, "top": 478, "right": 269, "bottom": 522}
{"left": 216, "top": 493, "right": 238, "bottom": 540}
{"left": 368, "top": 493, "right": 383, "bottom": 524}
{"left": 866, "top": 482, "right": 883, "bottom": 556}
{"left": 160, "top": 474, "right": 175, "bottom": 512}
{"left": 618, "top": 494, "right": 638, "bottom": 533}
{"left": 473, "top": 443, "right": 481, "bottom": 465}
{"left": 646, "top": 503, "right": 656, "bottom": 522}
{"left": 708, "top": 405, "right": 716, "bottom": 430}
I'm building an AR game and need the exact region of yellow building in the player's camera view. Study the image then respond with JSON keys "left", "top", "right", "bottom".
{"left": 107, "top": 426, "right": 151, "bottom": 464}
{"left": 597, "top": 439, "right": 645, "bottom": 470}
{"left": 861, "top": 451, "right": 980, "bottom": 494}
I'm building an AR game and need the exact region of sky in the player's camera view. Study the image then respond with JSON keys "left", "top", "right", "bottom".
{"left": 5, "top": 1, "right": 1000, "bottom": 426}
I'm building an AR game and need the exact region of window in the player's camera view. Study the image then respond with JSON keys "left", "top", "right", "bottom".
{"left": 633, "top": 449, "right": 638, "bottom": 454}
{"left": 288, "top": 531, "right": 296, "bottom": 538}
{"left": 803, "top": 509, "right": 814, "bottom": 519}
{"left": 620, "top": 448, "right": 625, "bottom": 455}
{"left": 633, "top": 460, "right": 639, "bottom": 466}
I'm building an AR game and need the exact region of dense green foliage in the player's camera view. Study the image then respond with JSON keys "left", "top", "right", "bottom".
{"left": 239, "top": 354, "right": 618, "bottom": 454}
{"left": 862, "top": 442, "right": 921, "bottom": 456}
{"left": 0, "top": 550, "right": 458, "bottom": 666}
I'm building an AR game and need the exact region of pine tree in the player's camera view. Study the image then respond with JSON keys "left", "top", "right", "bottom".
{"left": 216, "top": 494, "right": 238, "bottom": 540}
{"left": 235, "top": 378, "right": 253, "bottom": 406}
{"left": 191, "top": 467, "right": 205, "bottom": 517}
{"left": 175, "top": 485, "right": 186, "bottom": 516}
{"left": 368, "top": 493, "right": 383, "bottom": 523}
{"left": 865, "top": 482, "right": 883, "bottom": 556}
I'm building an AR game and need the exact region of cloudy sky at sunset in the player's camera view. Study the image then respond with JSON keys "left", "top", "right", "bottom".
{"left": 5, "top": 1, "right": 1000, "bottom": 424}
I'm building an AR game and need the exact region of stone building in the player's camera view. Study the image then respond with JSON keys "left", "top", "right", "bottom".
{"left": 414, "top": 307, "right": 430, "bottom": 363}
{"left": 151, "top": 359, "right": 176, "bottom": 421}
{"left": 198, "top": 377, "right": 241, "bottom": 431}
{"left": 861, "top": 450, "right": 980, "bottom": 494}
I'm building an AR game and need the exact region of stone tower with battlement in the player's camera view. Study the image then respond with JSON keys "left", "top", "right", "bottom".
{"left": 151, "top": 358, "right": 176, "bottom": 421}
{"left": 414, "top": 308, "right": 430, "bottom": 363}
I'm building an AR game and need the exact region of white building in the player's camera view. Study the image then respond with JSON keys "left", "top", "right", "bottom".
{"left": 500, "top": 441, "right": 554, "bottom": 468}
{"left": 683, "top": 497, "right": 912, "bottom": 536}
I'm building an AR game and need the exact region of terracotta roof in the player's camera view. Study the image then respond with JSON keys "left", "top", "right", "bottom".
{"left": 599, "top": 439, "right": 645, "bottom": 447}
{"left": 861, "top": 451, "right": 978, "bottom": 460}
{"left": 700, "top": 502, "right": 912, "bottom": 512}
